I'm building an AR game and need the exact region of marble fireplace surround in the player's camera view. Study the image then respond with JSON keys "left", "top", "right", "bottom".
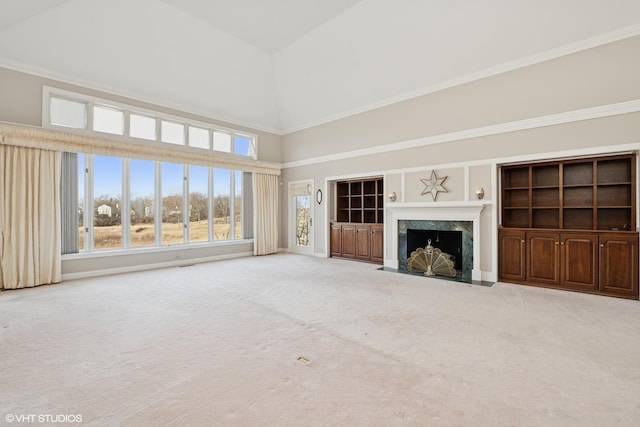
{"left": 385, "top": 203, "right": 486, "bottom": 282}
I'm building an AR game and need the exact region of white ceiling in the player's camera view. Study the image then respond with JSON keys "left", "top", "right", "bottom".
{"left": 0, "top": 0, "right": 639, "bottom": 134}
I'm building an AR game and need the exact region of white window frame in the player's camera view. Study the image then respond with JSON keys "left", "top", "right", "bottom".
{"left": 43, "top": 86, "right": 258, "bottom": 160}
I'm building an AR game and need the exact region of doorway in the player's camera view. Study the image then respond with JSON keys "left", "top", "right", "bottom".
{"left": 289, "top": 180, "right": 314, "bottom": 255}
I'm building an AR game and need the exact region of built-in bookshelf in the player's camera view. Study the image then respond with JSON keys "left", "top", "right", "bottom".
{"left": 336, "top": 177, "right": 384, "bottom": 224}
{"left": 501, "top": 154, "right": 636, "bottom": 231}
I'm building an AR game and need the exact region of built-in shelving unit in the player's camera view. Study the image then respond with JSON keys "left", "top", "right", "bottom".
{"left": 499, "top": 153, "right": 638, "bottom": 299}
{"left": 336, "top": 178, "right": 384, "bottom": 224}
{"left": 332, "top": 177, "right": 384, "bottom": 264}
{"left": 501, "top": 154, "right": 635, "bottom": 231}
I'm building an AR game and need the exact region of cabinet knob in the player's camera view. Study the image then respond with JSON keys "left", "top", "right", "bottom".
{"left": 555, "top": 242, "right": 559, "bottom": 245}
{"left": 521, "top": 240, "right": 525, "bottom": 243}
{"left": 600, "top": 244, "right": 604, "bottom": 247}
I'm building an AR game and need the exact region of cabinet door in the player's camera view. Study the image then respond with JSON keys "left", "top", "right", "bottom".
{"left": 526, "top": 232, "right": 560, "bottom": 286}
{"left": 599, "top": 233, "right": 639, "bottom": 298}
{"left": 561, "top": 234, "right": 598, "bottom": 291}
{"left": 341, "top": 225, "right": 356, "bottom": 258}
{"left": 355, "top": 225, "right": 371, "bottom": 260}
{"left": 498, "top": 229, "right": 526, "bottom": 282}
{"left": 330, "top": 223, "right": 342, "bottom": 257}
{"left": 371, "top": 225, "right": 384, "bottom": 263}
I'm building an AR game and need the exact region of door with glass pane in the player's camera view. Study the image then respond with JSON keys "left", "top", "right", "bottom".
{"left": 289, "top": 180, "right": 314, "bottom": 255}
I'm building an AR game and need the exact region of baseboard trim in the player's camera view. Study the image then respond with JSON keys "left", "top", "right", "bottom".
{"left": 62, "top": 251, "right": 253, "bottom": 281}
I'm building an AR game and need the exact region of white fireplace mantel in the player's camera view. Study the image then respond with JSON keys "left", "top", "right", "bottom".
{"left": 385, "top": 202, "right": 487, "bottom": 281}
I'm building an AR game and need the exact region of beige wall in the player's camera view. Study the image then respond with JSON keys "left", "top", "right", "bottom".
{"left": 0, "top": 66, "right": 281, "bottom": 278}
{"left": 281, "top": 35, "right": 640, "bottom": 162}
{"left": 0, "top": 66, "right": 282, "bottom": 163}
{"left": 1, "top": 35, "right": 639, "bottom": 281}
{"left": 280, "top": 35, "right": 640, "bottom": 281}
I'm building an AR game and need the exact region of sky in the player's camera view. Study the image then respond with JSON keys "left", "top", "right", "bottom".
{"left": 89, "top": 155, "right": 235, "bottom": 201}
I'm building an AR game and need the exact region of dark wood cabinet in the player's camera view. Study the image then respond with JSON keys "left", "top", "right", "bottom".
{"left": 526, "top": 232, "right": 560, "bottom": 286}
{"left": 341, "top": 225, "right": 356, "bottom": 259}
{"left": 330, "top": 177, "right": 384, "bottom": 264}
{"left": 498, "top": 229, "right": 525, "bottom": 282}
{"left": 599, "top": 233, "right": 639, "bottom": 298}
{"left": 561, "top": 234, "right": 598, "bottom": 291}
{"left": 499, "top": 228, "right": 631, "bottom": 297}
{"left": 371, "top": 226, "right": 384, "bottom": 263}
{"left": 330, "top": 223, "right": 343, "bottom": 257}
{"left": 330, "top": 223, "right": 383, "bottom": 264}
{"left": 499, "top": 154, "right": 638, "bottom": 299}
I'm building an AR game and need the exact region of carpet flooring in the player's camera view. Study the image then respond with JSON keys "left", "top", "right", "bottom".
{"left": 1, "top": 253, "right": 640, "bottom": 426}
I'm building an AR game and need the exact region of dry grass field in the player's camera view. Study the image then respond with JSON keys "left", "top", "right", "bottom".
{"left": 80, "top": 217, "right": 241, "bottom": 250}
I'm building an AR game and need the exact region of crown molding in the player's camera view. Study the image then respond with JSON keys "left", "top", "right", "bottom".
{"left": 0, "top": 58, "right": 282, "bottom": 135}
{"left": 280, "top": 24, "right": 640, "bottom": 135}
{"left": 281, "top": 99, "right": 640, "bottom": 169}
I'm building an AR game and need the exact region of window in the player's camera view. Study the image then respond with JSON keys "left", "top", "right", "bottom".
{"left": 189, "top": 127, "right": 210, "bottom": 150}
{"left": 130, "top": 159, "right": 156, "bottom": 247}
{"left": 234, "top": 135, "right": 255, "bottom": 157}
{"left": 130, "top": 114, "right": 156, "bottom": 140}
{"left": 64, "top": 153, "right": 249, "bottom": 254}
{"left": 45, "top": 87, "right": 258, "bottom": 159}
{"left": 189, "top": 166, "right": 209, "bottom": 243}
{"left": 50, "top": 97, "right": 86, "bottom": 129}
{"left": 213, "top": 131, "right": 231, "bottom": 153}
{"left": 213, "top": 168, "right": 231, "bottom": 240}
{"left": 161, "top": 121, "right": 184, "bottom": 145}
{"left": 161, "top": 162, "right": 184, "bottom": 245}
{"left": 93, "top": 105, "right": 124, "bottom": 135}
{"left": 93, "top": 155, "right": 123, "bottom": 250}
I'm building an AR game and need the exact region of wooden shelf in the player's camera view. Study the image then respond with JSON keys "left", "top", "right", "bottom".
{"left": 501, "top": 154, "right": 636, "bottom": 231}
{"left": 499, "top": 154, "right": 638, "bottom": 299}
{"left": 335, "top": 177, "right": 384, "bottom": 224}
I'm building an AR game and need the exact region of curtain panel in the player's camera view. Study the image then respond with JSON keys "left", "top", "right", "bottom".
{"left": 252, "top": 173, "right": 279, "bottom": 256}
{"left": 0, "top": 145, "right": 62, "bottom": 289}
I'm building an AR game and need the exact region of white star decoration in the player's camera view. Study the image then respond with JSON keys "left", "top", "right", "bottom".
{"left": 420, "top": 170, "right": 448, "bottom": 200}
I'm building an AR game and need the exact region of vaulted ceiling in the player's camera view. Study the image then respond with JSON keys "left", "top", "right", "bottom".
{"left": 0, "top": 0, "right": 639, "bottom": 134}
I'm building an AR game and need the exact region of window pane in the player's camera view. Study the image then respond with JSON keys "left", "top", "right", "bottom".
{"left": 93, "top": 105, "right": 124, "bottom": 135}
{"left": 213, "top": 131, "right": 231, "bottom": 153}
{"left": 189, "top": 166, "right": 209, "bottom": 243}
{"left": 130, "top": 114, "right": 156, "bottom": 140}
{"left": 189, "top": 126, "right": 210, "bottom": 149}
{"left": 213, "top": 168, "right": 231, "bottom": 240}
{"left": 234, "top": 135, "right": 255, "bottom": 157}
{"left": 296, "top": 195, "right": 311, "bottom": 247}
{"left": 94, "top": 155, "right": 122, "bottom": 250}
{"left": 162, "top": 162, "right": 184, "bottom": 245}
{"left": 234, "top": 170, "right": 242, "bottom": 239}
{"left": 50, "top": 97, "right": 86, "bottom": 129}
{"left": 161, "top": 121, "right": 184, "bottom": 145}
{"left": 78, "top": 153, "right": 85, "bottom": 251}
{"left": 130, "top": 159, "right": 156, "bottom": 247}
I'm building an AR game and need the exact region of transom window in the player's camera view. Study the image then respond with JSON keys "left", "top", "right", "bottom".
{"left": 44, "top": 86, "right": 257, "bottom": 159}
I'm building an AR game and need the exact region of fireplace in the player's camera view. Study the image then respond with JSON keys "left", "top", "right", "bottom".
{"left": 399, "top": 220, "right": 472, "bottom": 283}
{"left": 407, "top": 229, "right": 463, "bottom": 272}
{"left": 385, "top": 204, "right": 486, "bottom": 282}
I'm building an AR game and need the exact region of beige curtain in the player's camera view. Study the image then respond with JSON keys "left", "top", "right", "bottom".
{"left": 0, "top": 145, "right": 61, "bottom": 289}
{"left": 252, "top": 173, "right": 279, "bottom": 256}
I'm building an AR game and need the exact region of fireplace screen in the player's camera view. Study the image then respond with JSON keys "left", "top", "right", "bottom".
{"left": 407, "top": 239, "right": 457, "bottom": 277}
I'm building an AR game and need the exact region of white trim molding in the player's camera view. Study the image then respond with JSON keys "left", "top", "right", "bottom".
{"left": 281, "top": 24, "right": 640, "bottom": 134}
{"left": 385, "top": 202, "right": 487, "bottom": 282}
{"left": 281, "top": 99, "right": 640, "bottom": 169}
